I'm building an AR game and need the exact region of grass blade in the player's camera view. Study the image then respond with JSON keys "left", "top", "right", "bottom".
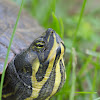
{"left": 59, "top": 18, "right": 64, "bottom": 39}
{"left": 51, "top": 0, "right": 56, "bottom": 13}
{"left": 0, "top": 0, "right": 24, "bottom": 99}
{"left": 90, "top": 58, "right": 98, "bottom": 99}
{"left": 69, "top": 48, "right": 77, "bottom": 100}
{"left": 78, "top": 45, "right": 97, "bottom": 76}
{"left": 32, "top": 0, "right": 39, "bottom": 16}
{"left": 73, "top": 0, "right": 87, "bottom": 46}
{"left": 94, "top": 97, "right": 100, "bottom": 100}
{"left": 75, "top": 92, "right": 97, "bottom": 94}
{"left": 52, "top": 12, "right": 60, "bottom": 35}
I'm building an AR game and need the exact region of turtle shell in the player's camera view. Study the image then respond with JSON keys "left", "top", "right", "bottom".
{"left": 0, "top": 0, "right": 43, "bottom": 74}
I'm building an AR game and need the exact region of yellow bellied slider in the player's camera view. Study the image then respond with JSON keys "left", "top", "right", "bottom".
{"left": 0, "top": 0, "right": 66, "bottom": 100}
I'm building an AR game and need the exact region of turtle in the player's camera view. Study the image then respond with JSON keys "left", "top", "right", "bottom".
{"left": 0, "top": 0, "right": 66, "bottom": 100}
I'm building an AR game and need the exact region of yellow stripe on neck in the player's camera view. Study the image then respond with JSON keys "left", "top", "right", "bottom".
{"left": 46, "top": 43, "right": 65, "bottom": 99}
{"left": 46, "top": 59, "right": 61, "bottom": 100}
{"left": 25, "top": 34, "right": 65, "bottom": 100}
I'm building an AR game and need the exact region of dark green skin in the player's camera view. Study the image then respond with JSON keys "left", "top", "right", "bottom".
{"left": 2, "top": 28, "right": 65, "bottom": 100}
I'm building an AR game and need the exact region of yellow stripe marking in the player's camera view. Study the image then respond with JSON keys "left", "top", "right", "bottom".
{"left": 25, "top": 34, "right": 58, "bottom": 100}
{"left": 2, "top": 93, "right": 14, "bottom": 98}
{"left": 25, "top": 34, "right": 65, "bottom": 100}
{"left": 46, "top": 43, "right": 65, "bottom": 99}
{"left": 46, "top": 60, "right": 61, "bottom": 100}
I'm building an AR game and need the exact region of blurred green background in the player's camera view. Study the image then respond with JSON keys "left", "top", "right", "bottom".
{"left": 12, "top": 0, "right": 100, "bottom": 100}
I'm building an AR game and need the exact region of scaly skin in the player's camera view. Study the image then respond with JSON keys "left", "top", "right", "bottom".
{"left": 2, "top": 28, "right": 66, "bottom": 100}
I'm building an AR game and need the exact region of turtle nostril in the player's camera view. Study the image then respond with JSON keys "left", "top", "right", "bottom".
{"left": 51, "top": 31, "right": 54, "bottom": 34}
{"left": 46, "top": 28, "right": 54, "bottom": 34}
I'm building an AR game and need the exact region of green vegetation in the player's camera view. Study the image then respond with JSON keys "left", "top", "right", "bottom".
{"left": 22, "top": 0, "right": 100, "bottom": 99}
{"left": 0, "top": 0, "right": 24, "bottom": 100}
{"left": 1, "top": 0, "right": 100, "bottom": 100}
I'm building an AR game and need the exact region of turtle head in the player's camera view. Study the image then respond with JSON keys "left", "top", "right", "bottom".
{"left": 5, "top": 28, "right": 66, "bottom": 100}
{"left": 30, "top": 28, "right": 65, "bottom": 63}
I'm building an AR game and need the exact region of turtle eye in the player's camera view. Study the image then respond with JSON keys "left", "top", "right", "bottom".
{"left": 35, "top": 41, "right": 45, "bottom": 49}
